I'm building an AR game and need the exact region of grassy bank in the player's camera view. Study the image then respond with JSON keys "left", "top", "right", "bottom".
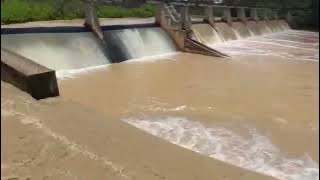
{"left": 1, "top": 0, "right": 155, "bottom": 24}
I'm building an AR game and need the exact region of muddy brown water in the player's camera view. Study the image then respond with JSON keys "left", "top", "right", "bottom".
{"left": 1, "top": 20, "right": 319, "bottom": 180}
{"left": 57, "top": 30, "right": 319, "bottom": 179}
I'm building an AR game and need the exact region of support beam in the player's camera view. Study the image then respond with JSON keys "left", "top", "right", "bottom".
{"left": 204, "top": 6, "right": 215, "bottom": 26}
{"left": 222, "top": 7, "right": 232, "bottom": 25}
{"left": 250, "top": 8, "right": 259, "bottom": 21}
{"left": 180, "top": 6, "right": 192, "bottom": 31}
{"left": 84, "top": 1, "right": 104, "bottom": 40}
{"left": 273, "top": 10, "right": 279, "bottom": 20}
{"left": 1, "top": 48, "right": 59, "bottom": 100}
{"left": 286, "top": 11, "right": 292, "bottom": 23}
{"left": 261, "top": 9, "right": 269, "bottom": 21}
{"left": 237, "top": 7, "right": 246, "bottom": 23}
{"left": 155, "top": 3, "right": 164, "bottom": 25}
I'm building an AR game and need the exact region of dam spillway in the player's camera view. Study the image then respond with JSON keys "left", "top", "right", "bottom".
{"left": 192, "top": 19, "right": 291, "bottom": 50}
{"left": 192, "top": 24, "right": 224, "bottom": 46}
{"left": 103, "top": 27, "right": 177, "bottom": 62}
{"left": 1, "top": 32, "right": 110, "bottom": 70}
{"left": 1, "top": 26, "right": 178, "bottom": 70}
{"left": 1, "top": 18, "right": 291, "bottom": 71}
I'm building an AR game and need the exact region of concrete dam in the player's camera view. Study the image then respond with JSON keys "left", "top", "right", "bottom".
{"left": 1, "top": 1, "right": 319, "bottom": 180}
{"left": 2, "top": 2, "right": 290, "bottom": 70}
{"left": 1, "top": 27, "right": 177, "bottom": 70}
{"left": 1, "top": 1, "right": 293, "bottom": 99}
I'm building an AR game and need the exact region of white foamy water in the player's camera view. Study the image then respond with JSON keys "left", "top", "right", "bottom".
{"left": 1, "top": 32, "right": 110, "bottom": 70}
{"left": 103, "top": 27, "right": 177, "bottom": 60}
{"left": 211, "top": 30, "right": 319, "bottom": 62}
{"left": 192, "top": 24, "right": 224, "bottom": 46}
{"left": 124, "top": 117, "right": 319, "bottom": 180}
{"left": 56, "top": 52, "right": 180, "bottom": 80}
{"left": 231, "top": 27, "right": 243, "bottom": 39}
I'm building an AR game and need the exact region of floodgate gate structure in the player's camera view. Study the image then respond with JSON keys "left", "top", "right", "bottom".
{"left": 1, "top": 0, "right": 298, "bottom": 99}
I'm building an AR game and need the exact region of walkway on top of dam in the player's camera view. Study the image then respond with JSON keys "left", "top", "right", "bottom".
{"left": 1, "top": 17, "right": 227, "bottom": 30}
{"left": 1, "top": 18, "right": 156, "bottom": 29}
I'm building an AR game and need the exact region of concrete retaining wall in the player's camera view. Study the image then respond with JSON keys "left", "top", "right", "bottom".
{"left": 1, "top": 48, "right": 59, "bottom": 100}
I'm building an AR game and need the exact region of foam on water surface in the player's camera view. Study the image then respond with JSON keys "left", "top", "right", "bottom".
{"left": 56, "top": 52, "right": 180, "bottom": 80}
{"left": 124, "top": 117, "right": 319, "bottom": 180}
{"left": 211, "top": 30, "right": 319, "bottom": 62}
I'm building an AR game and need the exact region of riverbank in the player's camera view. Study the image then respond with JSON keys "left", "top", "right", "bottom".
{"left": 1, "top": 0, "right": 154, "bottom": 24}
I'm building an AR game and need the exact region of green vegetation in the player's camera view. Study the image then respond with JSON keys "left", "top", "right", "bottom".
{"left": 1, "top": 0, "right": 155, "bottom": 24}
{"left": 96, "top": 4, "right": 154, "bottom": 18}
{"left": 1, "top": 0, "right": 318, "bottom": 30}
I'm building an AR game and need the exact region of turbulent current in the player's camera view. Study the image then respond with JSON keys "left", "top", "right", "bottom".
{"left": 124, "top": 117, "right": 319, "bottom": 180}
{"left": 1, "top": 19, "right": 319, "bottom": 180}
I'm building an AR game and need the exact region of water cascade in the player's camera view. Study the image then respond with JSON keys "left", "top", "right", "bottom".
{"left": 231, "top": 22, "right": 252, "bottom": 38}
{"left": 268, "top": 20, "right": 283, "bottom": 32}
{"left": 1, "top": 32, "right": 110, "bottom": 70}
{"left": 214, "top": 22, "right": 238, "bottom": 41}
{"left": 257, "top": 21, "right": 273, "bottom": 34}
{"left": 246, "top": 21, "right": 262, "bottom": 35}
{"left": 192, "top": 24, "right": 224, "bottom": 47}
{"left": 103, "top": 27, "right": 177, "bottom": 62}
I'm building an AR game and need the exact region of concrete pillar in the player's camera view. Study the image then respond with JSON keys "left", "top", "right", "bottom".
{"left": 84, "top": 1, "right": 104, "bottom": 40}
{"left": 250, "top": 8, "right": 259, "bottom": 21}
{"left": 180, "top": 6, "right": 192, "bottom": 31}
{"left": 155, "top": 3, "right": 164, "bottom": 25}
{"left": 1, "top": 48, "right": 60, "bottom": 100}
{"left": 286, "top": 11, "right": 294, "bottom": 27}
{"left": 204, "top": 6, "right": 215, "bottom": 26}
{"left": 286, "top": 11, "right": 292, "bottom": 23}
{"left": 273, "top": 10, "right": 279, "bottom": 20}
{"left": 222, "top": 7, "right": 232, "bottom": 25}
{"left": 237, "top": 8, "right": 246, "bottom": 23}
{"left": 261, "top": 9, "right": 269, "bottom": 21}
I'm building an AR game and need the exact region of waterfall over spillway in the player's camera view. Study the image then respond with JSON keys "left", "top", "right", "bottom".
{"left": 214, "top": 22, "right": 238, "bottom": 41}
{"left": 247, "top": 21, "right": 262, "bottom": 36}
{"left": 191, "top": 20, "right": 292, "bottom": 49}
{"left": 103, "top": 27, "right": 177, "bottom": 62}
{"left": 257, "top": 21, "right": 274, "bottom": 34}
{"left": 268, "top": 20, "right": 283, "bottom": 32}
{"left": 231, "top": 22, "right": 252, "bottom": 38}
{"left": 192, "top": 24, "right": 224, "bottom": 47}
{"left": 1, "top": 32, "right": 110, "bottom": 70}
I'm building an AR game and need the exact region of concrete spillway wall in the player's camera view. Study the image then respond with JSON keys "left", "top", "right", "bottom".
{"left": 0, "top": 3, "right": 290, "bottom": 99}
{"left": 1, "top": 48, "right": 59, "bottom": 100}
{"left": 153, "top": 3, "right": 291, "bottom": 58}
{"left": 191, "top": 19, "right": 291, "bottom": 50}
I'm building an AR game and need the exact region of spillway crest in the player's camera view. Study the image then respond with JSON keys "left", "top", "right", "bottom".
{"left": 1, "top": 32, "right": 110, "bottom": 70}
{"left": 103, "top": 27, "right": 177, "bottom": 62}
{"left": 192, "top": 24, "right": 224, "bottom": 46}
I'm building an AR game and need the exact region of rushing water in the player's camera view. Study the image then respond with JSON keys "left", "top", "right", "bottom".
{"left": 56, "top": 28, "right": 319, "bottom": 180}
{"left": 124, "top": 117, "right": 319, "bottom": 180}
{"left": 103, "top": 27, "right": 177, "bottom": 62}
{"left": 192, "top": 24, "right": 224, "bottom": 46}
{"left": 1, "top": 20, "right": 318, "bottom": 180}
{"left": 1, "top": 32, "right": 110, "bottom": 70}
{"left": 232, "top": 21, "right": 252, "bottom": 38}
